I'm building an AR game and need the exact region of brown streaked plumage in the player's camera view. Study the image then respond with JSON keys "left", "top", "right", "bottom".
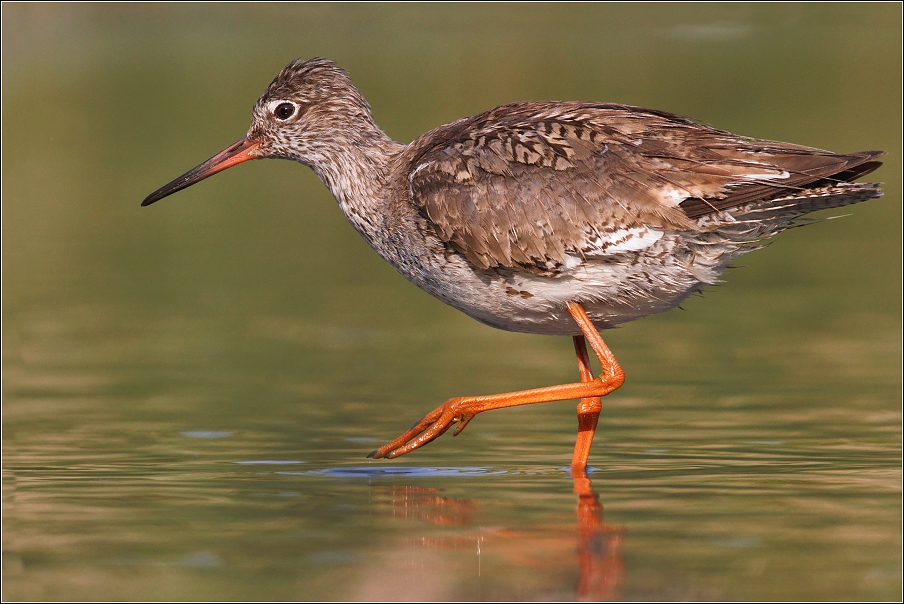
{"left": 405, "top": 101, "right": 881, "bottom": 271}
{"left": 142, "top": 58, "right": 884, "bottom": 471}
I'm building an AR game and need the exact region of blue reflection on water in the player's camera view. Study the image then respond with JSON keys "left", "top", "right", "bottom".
{"left": 302, "top": 466, "right": 507, "bottom": 478}
{"left": 557, "top": 466, "right": 599, "bottom": 474}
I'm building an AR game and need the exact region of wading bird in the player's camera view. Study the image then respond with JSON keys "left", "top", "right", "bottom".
{"left": 143, "top": 58, "right": 883, "bottom": 471}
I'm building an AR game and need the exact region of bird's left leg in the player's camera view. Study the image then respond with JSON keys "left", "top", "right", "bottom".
{"left": 368, "top": 302, "right": 624, "bottom": 460}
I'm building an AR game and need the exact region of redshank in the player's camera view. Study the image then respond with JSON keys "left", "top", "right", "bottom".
{"left": 143, "top": 58, "right": 884, "bottom": 470}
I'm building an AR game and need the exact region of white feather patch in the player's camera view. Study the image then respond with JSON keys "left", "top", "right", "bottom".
{"left": 589, "top": 227, "right": 665, "bottom": 255}
{"left": 741, "top": 169, "right": 790, "bottom": 181}
{"left": 659, "top": 188, "right": 689, "bottom": 207}
{"left": 409, "top": 161, "right": 433, "bottom": 180}
{"left": 563, "top": 254, "right": 583, "bottom": 269}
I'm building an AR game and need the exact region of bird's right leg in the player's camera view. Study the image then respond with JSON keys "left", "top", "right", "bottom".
{"left": 571, "top": 335, "right": 602, "bottom": 473}
{"left": 367, "top": 302, "right": 624, "bottom": 460}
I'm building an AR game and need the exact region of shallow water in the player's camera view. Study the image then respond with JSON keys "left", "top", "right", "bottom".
{"left": 2, "top": 4, "right": 901, "bottom": 601}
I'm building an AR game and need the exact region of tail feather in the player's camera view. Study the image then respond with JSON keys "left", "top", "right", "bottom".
{"left": 737, "top": 182, "right": 883, "bottom": 220}
{"left": 693, "top": 182, "right": 883, "bottom": 245}
{"left": 680, "top": 150, "right": 885, "bottom": 219}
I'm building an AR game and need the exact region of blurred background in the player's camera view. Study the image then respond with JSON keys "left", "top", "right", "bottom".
{"left": 3, "top": 4, "right": 900, "bottom": 600}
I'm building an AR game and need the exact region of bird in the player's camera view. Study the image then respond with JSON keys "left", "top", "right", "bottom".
{"left": 143, "top": 57, "right": 884, "bottom": 472}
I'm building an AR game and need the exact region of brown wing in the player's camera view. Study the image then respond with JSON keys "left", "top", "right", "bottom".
{"left": 404, "top": 102, "right": 883, "bottom": 270}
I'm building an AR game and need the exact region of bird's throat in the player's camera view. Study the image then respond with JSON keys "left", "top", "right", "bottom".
{"left": 309, "top": 126, "right": 404, "bottom": 239}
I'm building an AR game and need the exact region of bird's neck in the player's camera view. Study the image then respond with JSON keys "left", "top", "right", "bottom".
{"left": 308, "top": 121, "right": 404, "bottom": 238}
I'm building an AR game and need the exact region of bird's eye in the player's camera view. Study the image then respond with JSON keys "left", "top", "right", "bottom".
{"left": 274, "top": 102, "right": 296, "bottom": 120}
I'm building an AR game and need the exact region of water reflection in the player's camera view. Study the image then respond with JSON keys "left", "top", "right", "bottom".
{"left": 353, "top": 469, "right": 624, "bottom": 601}
{"left": 572, "top": 472, "right": 624, "bottom": 600}
{"left": 379, "top": 485, "right": 477, "bottom": 526}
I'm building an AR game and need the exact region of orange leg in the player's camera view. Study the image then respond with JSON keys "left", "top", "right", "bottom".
{"left": 368, "top": 302, "right": 625, "bottom": 460}
{"left": 571, "top": 335, "right": 602, "bottom": 472}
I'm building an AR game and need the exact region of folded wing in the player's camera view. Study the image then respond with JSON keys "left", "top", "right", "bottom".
{"left": 404, "top": 102, "right": 882, "bottom": 270}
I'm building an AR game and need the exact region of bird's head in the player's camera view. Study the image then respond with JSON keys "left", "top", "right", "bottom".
{"left": 142, "top": 58, "right": 375, "bottom": 207}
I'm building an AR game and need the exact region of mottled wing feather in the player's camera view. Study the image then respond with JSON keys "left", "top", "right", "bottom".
{"left": 405, "top": 102, "right": 883, "bottom": 269}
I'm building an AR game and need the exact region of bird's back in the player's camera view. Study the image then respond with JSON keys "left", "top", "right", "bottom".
{"left": 399, "top": 101, "right": 882, "bottom": 273}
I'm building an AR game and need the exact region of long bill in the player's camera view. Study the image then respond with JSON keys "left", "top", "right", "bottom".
{"left": 141, "top": 137, "right": 261, "bottom": 206}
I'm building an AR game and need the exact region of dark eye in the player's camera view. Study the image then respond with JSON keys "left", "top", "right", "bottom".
{"left": 274, "top": 102, "right": 295, "bottom": 120}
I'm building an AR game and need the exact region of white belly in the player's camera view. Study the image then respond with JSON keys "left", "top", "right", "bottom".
{"left": 391, "top": 231, "right": 748, "bottom": 336}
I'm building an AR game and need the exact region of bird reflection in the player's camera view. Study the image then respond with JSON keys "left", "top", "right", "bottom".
{"left": 379, "top": 484, "right": 477, "bottom": 527}
{"left": 364, "top": 470, "right": 623, "bottom": 601}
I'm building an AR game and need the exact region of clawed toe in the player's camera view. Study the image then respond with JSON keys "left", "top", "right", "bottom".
{"left": 365, "top": 400, "right": 469, "bottom": 459}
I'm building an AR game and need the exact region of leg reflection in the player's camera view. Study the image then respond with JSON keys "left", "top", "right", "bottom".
{"left": 358, "top": 473, "right": 624, "bottom": 600}
{"left": 573, "top": 468, "right": 625, "bottom": 601}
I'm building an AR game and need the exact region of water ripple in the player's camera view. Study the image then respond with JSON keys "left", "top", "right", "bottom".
{"left": 304, "top": 466, "right": 507, "bottom": 478}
